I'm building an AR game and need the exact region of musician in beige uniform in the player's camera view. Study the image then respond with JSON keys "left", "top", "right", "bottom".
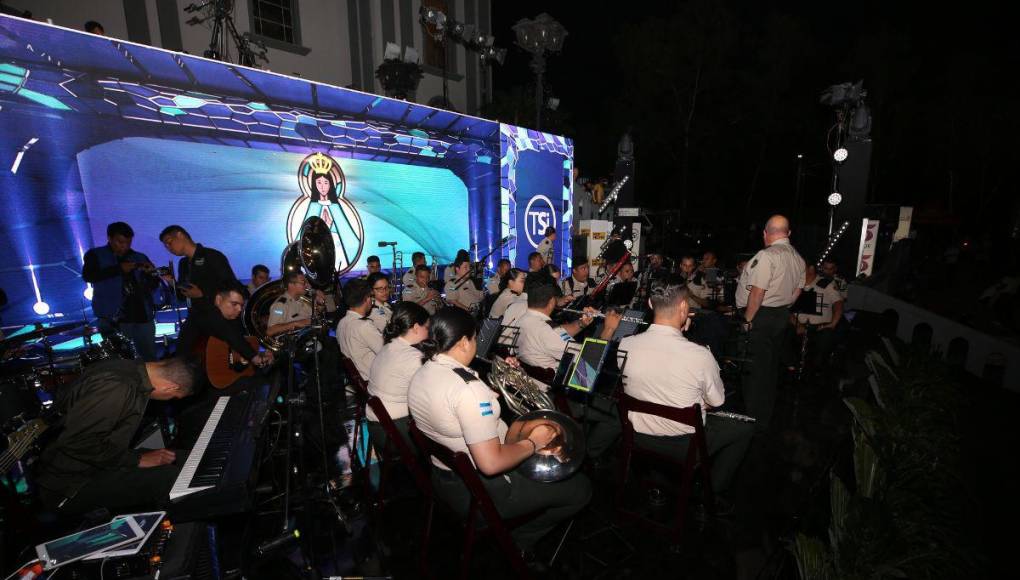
{"left": 366, "top": 302, "right": 429, "bottom": 451}
{"left": 366, "top": 272, "right": 394, "bottom": 333}
{"left": 407, "top": 307, "right": 590, "bottom": 558}
{"left": 516, "top": 283, "right": 622, "bottom": 459}
{"left": 489, "top": 268, "right": 526, "bottom": 319}
{"left": 486, "top": 259, "right": 511, "bottom": 295}
{"left": 445, "top": 257, "right": 485, "bottom": 313}
{"left": 402, "top": 251, "right": 426, "bottom": 289}
{"left": 536, "top": 226, "right": 556, "bottom": 266}
{"left": 620, "top": 282, "right": 753, "bottom": 509}
{"left": 267, "top": 271, "right": 320, "bottom": 336}
{"left": 402, "top": 265, "right": 441, "bottom": 315}
{"left": 336, "top": 278, "right": 384, "bottom": 382}
{"left": 736, "top": 215, "right": 806, "bottom": 431}
{"left": 561, "top": 258, "right": 591, "bottom": 300}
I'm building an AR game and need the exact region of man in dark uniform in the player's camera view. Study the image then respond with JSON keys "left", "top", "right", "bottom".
{"left": 37, "top": 358, "right": 197, "bottom": 514}
{"left": 736, "top": 215, "right": 806, "bottom": 432}
{"left": 159, "top": 225, "right": 239, "bottom": 311}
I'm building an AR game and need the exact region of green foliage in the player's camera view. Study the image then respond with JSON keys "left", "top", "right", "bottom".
{"left": 790, "top": 352, "right": 977, "bottom": 579}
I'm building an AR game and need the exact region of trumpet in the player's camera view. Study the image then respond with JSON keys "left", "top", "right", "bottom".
{"left": 560, "top": 307, "right": 650, "bottom": 325}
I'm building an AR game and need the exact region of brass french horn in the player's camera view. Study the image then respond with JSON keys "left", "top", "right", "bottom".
{"left": 244, "top": 217, "right": 336, "bottom": 351}
{"left": 486, "top": 357, "right": 585, "bottom": 483}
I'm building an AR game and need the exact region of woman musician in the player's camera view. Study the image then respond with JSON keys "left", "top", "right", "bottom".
{"left": 367, "top": 272, "right": 394, "bottom": 333}
{"left": 366, "top": 302, "right": 430, "bottom": 451}
{"left": 407, "top": 308, "right": 591, "bottom": 560}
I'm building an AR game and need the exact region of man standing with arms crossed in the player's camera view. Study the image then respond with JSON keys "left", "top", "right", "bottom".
{"left": 736, "top": 215, "right": 805, "bottom": 432}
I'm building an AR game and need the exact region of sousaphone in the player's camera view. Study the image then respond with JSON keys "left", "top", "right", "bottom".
{"left": 244, "top": 217, "right": 337, "bottom": 351}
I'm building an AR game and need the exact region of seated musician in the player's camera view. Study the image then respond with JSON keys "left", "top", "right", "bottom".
{"left": 401, "top": 251, "right": 427, "bottom": 289}
{"left": 679, "top": 255, "right": 711, "bottom": 308}
{"left": 402, "top": 265, "right": 441, "bottom": 315}
{"left": 364, "top": 255, "right": 384, "bottom": 277}
{"left": 37, "top": 357, "right": 197, "bottom": 515}
{"left": 366, "top": 302, "right": 430, "bottom": 451}
{"left": 793, "top": 264, "right": 845, "bottom": 367}
{"left": 515, "top": 283, "right": 622, "bottom": 460}
{"left": 486, "top": 258, "right": 512, "bottom": 295}
{"left": 407, "top": 308, "right": 591, "bottom": 562}
{"left": 266, "top": 271, "right": 326, "bottom": 337}
{"left": 605, "top": 262, "right": 638, "bottom": 308}
{"left": 367, "top": 272, "right": 394, "bottom": 333}
{"left": 337, "top": 277, "right": 384, "bottom": 382}
{"left": 444, "top": 249, "right": 471, "bottom": 284}
{"left": 489, "top": 268, "right": 527, "bottom": 319}
{"left": 819, "top": 258, "right": 849, "bottom": 301}
{"left": 445, "top": 256, "right": 485, "bottom": 314}
{"left": 561, "top": 258, "right": 591, "bottom": 301}
{"left": 619, "top": 282, "right": 753, "bottom": 513}
{"left": 527, "top": 251, "right": 545, "bottom": 273}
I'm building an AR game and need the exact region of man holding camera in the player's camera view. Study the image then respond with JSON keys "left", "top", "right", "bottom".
{"left": 82, "top": 222, "right": 159, "bottom": 361}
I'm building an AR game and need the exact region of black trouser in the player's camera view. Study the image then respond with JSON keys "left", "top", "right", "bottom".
{"left": 567, "top": 399, "right": 620, "bottom": 459}
{"left": 431, "top": 468, "right": 591, "bottom": 551}
{"left": 40, "top": 451, "right": 188, "bottom": 515}
{"left": 633, "top": 416, "right": 754, "bottom": 494}
{"left": 367, "top": 415, "right": 412, "bottom": 456}
{"left": 743, "top": 306, "right": 790, "bottom": 432}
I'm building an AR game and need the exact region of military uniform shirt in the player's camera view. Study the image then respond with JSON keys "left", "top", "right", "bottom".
{"left": 796, "top": 279, "right": 844, "bottom": 326}
{"left": 561, "top": 276, "right": 590, "bottom": 299}
{"left": 445, "top": 279, "right": 484, "bottom": 312}
{"left": 517, "top": 310, "right": 571, "bottom": 370}
{"left": 736, "top": 238, "right": 806, "bottom": 308}
{"left": 336, "top": 310, "right": 384, "bottom": 381}
{"left": 368, "top": 300, "right": 393, "bottom": 334}
{"left": 402, "top": 282, "right": 438, "bottom": 315}
{"left": 498, "top": 293, "right": 530, "bottom": 346}
{"left": 367, "top": 337, "right": 422, "bottom": 421}
{"left": 407, "top": 354, "right": 508, "bottom": 470}
{"left": 829, "top": 275, "right": 849, "bottom": 300}
{"left": 619, "top": 324, "right": 725, "bottom": 436}
{"left": 266, "top": 294, "right": 312, "bottom": 329}
{"left": 684, "top": 274, "right": 711, "bottom": 301}
{"left": 537, "top": 237, "right": 555, "bottom": 265}
{"left": 485, "top": 277, "right": 501, "bottom": 295}
{"left": 489, "top": 290, "right": 521, "bottom": 319}
{"left": 401, "top": 269, "right": 417, "bottom": 289}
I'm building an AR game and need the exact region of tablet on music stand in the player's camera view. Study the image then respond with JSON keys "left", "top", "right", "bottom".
{"left": 566, "top": 338, "right": 610, "bottom": 393}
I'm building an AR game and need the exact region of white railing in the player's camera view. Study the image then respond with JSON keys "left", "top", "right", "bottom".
{"left": 848, "top": 285, "right": 1020, "bottom": 392}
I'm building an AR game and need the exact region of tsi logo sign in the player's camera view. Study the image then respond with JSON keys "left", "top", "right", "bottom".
{"left": 524, "top": 195, "right": 557, "bottom": 248}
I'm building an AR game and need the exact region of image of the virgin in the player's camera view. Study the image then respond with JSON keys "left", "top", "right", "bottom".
{"left": 304, "top": 169, "right": 361, "bottom": 270}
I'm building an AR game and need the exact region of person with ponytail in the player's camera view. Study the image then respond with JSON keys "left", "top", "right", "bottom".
{"left": 366, "top": 302, "right": 429, "bottom": 450}
{"left": 489, "top": 267, "right": 526, "bottom": 319}
{"left": 407, "top": 307, "right": 591, "bottom": 558}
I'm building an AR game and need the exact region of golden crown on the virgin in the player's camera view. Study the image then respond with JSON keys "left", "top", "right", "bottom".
{"left": 309, "top": 153, "right": 333, "bottom": 175}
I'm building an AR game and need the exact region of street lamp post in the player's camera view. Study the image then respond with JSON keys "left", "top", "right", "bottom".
{"left": 512, "top": 13, "right": 567, "bottom": 131}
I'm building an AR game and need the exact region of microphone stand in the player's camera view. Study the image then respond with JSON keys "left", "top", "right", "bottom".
{"left": 451, "top": 236, "right": 513, "bottom": 289}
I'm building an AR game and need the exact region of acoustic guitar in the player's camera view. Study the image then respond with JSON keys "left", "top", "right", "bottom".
{"left": 203, "top": 336, "right": 263, "bottom": 389}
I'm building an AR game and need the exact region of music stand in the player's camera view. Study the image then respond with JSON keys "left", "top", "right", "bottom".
{"left": 475, "top": 316, "right": 503, "bottom": 361}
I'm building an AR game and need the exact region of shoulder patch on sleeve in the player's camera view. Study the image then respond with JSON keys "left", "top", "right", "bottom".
{"left": 452, "top": 367, "right": 477, "bottom": 383}
{"left": 750, "top": 258, "right": 758, "bottom": 269}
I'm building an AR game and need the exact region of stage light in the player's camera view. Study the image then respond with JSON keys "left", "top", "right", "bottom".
{"left": 797, "top": 154, "right": 803, "bottom": 159}
{"left": 402, "top": 46, "right": 419, "bottom": 64}
{"left": 84, "top": 286, "right": 93, "bottom": 301}
{"left": 833, "top": 147, "right": 848, "bottom": 162}
{"left": 10, "top": 136, "right": 39, "bottom": 174}
{"left": 828, "top": 192, "right": 843, "bottom": 206}
{"left": 33, "top": 301, "right": 50, "bottom": 316}
{"left": 547, "top": 97, "right": 560, "bottom": 111}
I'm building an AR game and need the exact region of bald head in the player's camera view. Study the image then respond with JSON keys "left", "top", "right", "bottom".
{"left": 764, "top": 215, "right": 791, "bottom": 245}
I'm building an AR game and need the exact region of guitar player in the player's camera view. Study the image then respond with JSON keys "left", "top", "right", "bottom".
{"left": 173, "top": 281, "right": 273, "bottom": 448}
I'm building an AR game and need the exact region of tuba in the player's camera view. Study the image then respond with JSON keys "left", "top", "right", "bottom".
{"left": 244, "top": 217, "right": 335, "bottom": 351}
{"left": 485, "top": 357, "right": 585, "bottom": 483}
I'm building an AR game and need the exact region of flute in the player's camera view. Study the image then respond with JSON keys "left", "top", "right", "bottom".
{"left": 560, "top": 308, "right": 650, "bottom": 325}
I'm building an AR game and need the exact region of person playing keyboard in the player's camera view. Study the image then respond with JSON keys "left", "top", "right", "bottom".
{"left": 36, "top": 358, "right": 198, "bottom": 515}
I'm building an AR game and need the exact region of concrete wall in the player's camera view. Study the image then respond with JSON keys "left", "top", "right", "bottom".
{"left": 19, "top": 0, "right": 489, "bottom": 115}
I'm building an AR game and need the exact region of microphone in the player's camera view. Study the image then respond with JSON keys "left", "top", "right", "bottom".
{"left": 378, "top": 241, "right": 397, "bottom": 247}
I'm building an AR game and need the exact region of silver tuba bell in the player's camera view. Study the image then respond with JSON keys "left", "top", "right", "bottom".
{"left": 485, "top": 357, "right": 585, "bottom": 483}
{"left": 244, "top": 217, "right": 336, "bottom": 351}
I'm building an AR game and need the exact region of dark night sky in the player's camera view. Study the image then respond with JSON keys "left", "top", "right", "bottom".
{"left": 490, "top": 1, "right": 1020, "bottom": 239}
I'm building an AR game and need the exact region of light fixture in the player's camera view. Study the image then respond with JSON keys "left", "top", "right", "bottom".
{"left": 546, "top": 97, "right": 560, "bottom": 111}
{"left": 833, "top": 147, "right": 848, "bottom": 162}
{"left": 797, "top": 154, "right": 803, "bottom": 159}
{"left": 83, "top": 286, "right": 93, "bottom": 301}
{"left": 33, "top": 301, "right": 50, "bottom": 315}
{"left": 828, "top": 192, "right": 843, "bottom": 206}
{"left": 383, "top": 42, "right": 401, "bottom": 61}
{"left": 402, "top": 46, "right": 419, "bottom": 64}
